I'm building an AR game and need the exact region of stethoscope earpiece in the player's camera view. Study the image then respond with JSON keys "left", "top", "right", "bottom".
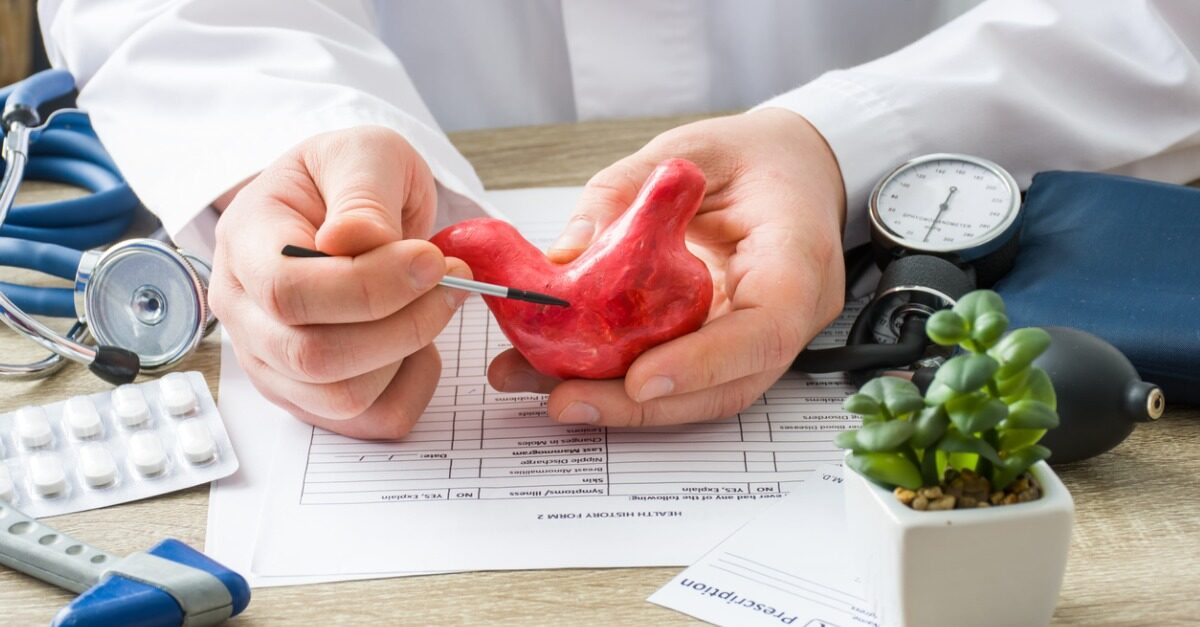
{"left": 88, "top": 345, "right": 142, "bottom": 385}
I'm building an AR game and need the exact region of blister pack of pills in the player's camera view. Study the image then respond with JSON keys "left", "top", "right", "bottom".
{"left": 0, "top": 371, "right": 238, "bottom": 518}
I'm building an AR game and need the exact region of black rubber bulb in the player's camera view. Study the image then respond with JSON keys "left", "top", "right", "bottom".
{"left": 906, "top": 327, "right": 1160, "bottom": 464}
{"left": 1034, "top": 327, "right": 1164, "bottom": 464}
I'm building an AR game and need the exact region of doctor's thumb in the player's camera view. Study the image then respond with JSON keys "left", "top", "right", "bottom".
{"left": 316, "top": 203, "right": 406, "bottom": 258}
{"left": 305, "top": 126, "right": 438, "bottom": 258}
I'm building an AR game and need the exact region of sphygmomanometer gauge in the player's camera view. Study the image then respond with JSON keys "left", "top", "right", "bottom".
{"left": 862, "top": 154, "right": 1023, "bottom": 350}
{"left": 868, "top": 153, "right": 1023, "bottom": 285}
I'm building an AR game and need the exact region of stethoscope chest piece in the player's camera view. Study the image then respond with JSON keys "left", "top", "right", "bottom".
{"left": 76, "top": 239, "right": 208, "bottom": 372}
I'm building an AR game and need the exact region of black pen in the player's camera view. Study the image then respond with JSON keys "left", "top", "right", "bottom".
{"left": 280, "top": 244, "right": 570, "bottom": 307}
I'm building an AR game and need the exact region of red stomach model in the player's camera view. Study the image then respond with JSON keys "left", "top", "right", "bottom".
{"left": 430, "top": 158, "right": 714, "bottom": 379}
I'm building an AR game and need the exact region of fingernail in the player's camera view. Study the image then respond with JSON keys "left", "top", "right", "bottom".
{"left": 443, "top": 267, "right": 470, "bottom": 308}
{"left": 501, "top": 370, "right": 539, "bottom": 392}
{"left": 556, "top": 401, "right": 599, "bottom": 424}
{"left": 550, "top": 217, "right": 595, "bottom": 254}
{"left": 444, "top": 285, "right": 469, "bottom": 309}
{"left": 637, "top": 376, "right": 675, "bottom": 402}
{"left": 409, "top": 250, "right": 444, "bottom": 291}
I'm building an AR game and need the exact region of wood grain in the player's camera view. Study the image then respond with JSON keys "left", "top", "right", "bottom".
{"left": 3, "top": 115, "right": 1199, "bottom": 625}
{"left": 0, "top": 0, "right": 33, "bottom": 86}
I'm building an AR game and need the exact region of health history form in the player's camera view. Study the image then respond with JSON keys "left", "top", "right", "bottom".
{"left": 247, "top": 188, "right": 863, "bottom": 577}
{"left": 301, "top": 296, "right": 858, "bottom": 506}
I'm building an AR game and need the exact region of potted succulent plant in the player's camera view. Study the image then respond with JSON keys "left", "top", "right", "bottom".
{"left": 836, "top": 290, "right": 1074, "bottom": 627}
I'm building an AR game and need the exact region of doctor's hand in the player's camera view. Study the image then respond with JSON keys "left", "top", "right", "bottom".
{"left": 488, "top": 109, "right": 847, "bottom": 427}
{"left": 208, "top": 126, "right": 469, "bottom": 439}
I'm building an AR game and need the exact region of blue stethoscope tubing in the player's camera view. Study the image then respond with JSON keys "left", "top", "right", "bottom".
{"left": 0, "top": 70, "right": 140, "bottom": 318}
{"left": 0, "top": 238, "right": 80, "bottom": 318}
{"left": 0, "top": 69, "right": 170, "bottom": 384}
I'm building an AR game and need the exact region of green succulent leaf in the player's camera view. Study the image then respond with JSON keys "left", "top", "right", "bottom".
{"left": 842, "top": 393, "right": 882, "bottom": 418}
{"left": 919, "top": 447, "right": 941, "bottom": 485}
{"left": 992, "top": 444, "right": 1052, "bottom": 490}
{"left": 1004, "top": 366, "right": 1057, "bottom": 409}
{"left": 999, "top": 428, "right": 1046, "bottom": 451}
{"left": 833, "top": 429, "right": 861, "bottom": 451}
{"left": 996, "top": 367, "right": 1031, "bottom": 397}
{"left": 1006, "top": 444, "right": 1052, "bottom": 469}
{"left": 952, "top": 290, "right": 1006, "bottom": 322}
{"left": 859, "top": 377, "right": 924, "bottom": 418}
{"left": 926, "top": 310, "right": 969, "bottom": 346}
{"left": 1001, "top": 399, "right": 1060, "bottom": 430}
{"left": 947, "top": 452, "right": 979, "bottom": 472}
{"left": 854, "top": 421, "right": 916, "bottom": 452}
{"left": 971, "top": 310, "right": 1009, "bottom": 349}
{"left": 945, "top": 392, "right": 1008, "bottom": 434}
{"left": 930, "top": 354, "right": 999, "bottom": 394}
{"left": 846, "top": 452, "right": 924, "bottom": 490}
{"left": 910, "top": 406, "right": 949, "bottom": 449}
{"left": 937, "top": 430, "right": 1003, "bottom": 465}
{"left": 924, "top": 381, "right": 959, "bottom": 407}
{"left": 1026, "top": 367, "right": 1057, "bottom": 408}
{"left": 991, "top": 328, "right": 1052, "bottom": 379}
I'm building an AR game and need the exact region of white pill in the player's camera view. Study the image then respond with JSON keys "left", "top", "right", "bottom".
{"left": 64, "top": 397, "right": 103, "bottom": 439}
{"left": 0, "top": 465, "right": 14, "bottom": 501}
{"left": 129, "top": 432, "right": 167, "bottom": 476}
{"left": 177, "top": 419, "right": 216, "bottom": 464}
{"left": 160, "top": 373, "right": 198, "bottom": 416}
{"left": 79, "top": 444, "right": 117, "bottom": 487}
{"left": 112, "top": 385, "right": 150, "bottom": 427}
{"left": 29, "top": 454, "right": 67, "bottom": 496}
{"left": 15, "top": 406, "right": 53, "bottom": 448}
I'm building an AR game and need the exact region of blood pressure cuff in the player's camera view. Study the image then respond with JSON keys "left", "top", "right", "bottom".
{"left": 994, "top": 170, "right": 1200, "bottom": 403}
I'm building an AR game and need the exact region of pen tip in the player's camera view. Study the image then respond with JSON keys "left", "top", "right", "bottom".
{"left": 281, "top": 244, "right": 329, "bottom": 258}
{"left": 532, "top": 295, "right": 572, "bottom": 308}
{"left": 511, "top": 289, "right": 571, "bottom": 307}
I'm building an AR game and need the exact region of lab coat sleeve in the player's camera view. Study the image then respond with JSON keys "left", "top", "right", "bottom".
{"left": 757, "top": 0, "right": 1200, "bottom": 248}
{"left": 37, "top": 0, "right": 494, "bottom": 258}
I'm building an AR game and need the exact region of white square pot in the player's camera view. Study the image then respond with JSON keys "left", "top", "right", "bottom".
{"left": 844, "top": 460, "right": 1073, "bottom": 627}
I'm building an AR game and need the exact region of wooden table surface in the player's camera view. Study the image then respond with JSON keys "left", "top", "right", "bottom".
{"left": 3, "top": 114, "right": 1199, "bottom": 625}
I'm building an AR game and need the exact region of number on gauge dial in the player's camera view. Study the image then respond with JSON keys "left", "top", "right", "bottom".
{"left": 876, "top": 159, "right": 1013, "bottom": 251}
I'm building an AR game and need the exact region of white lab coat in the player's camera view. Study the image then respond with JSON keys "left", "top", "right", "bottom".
{"left": 36, "top": 0, "right": 1200, "bottom": 258}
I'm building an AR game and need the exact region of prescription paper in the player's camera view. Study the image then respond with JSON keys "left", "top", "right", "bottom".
{"left": 650, "top": 465, "right": 878, "bottom": 627}
{"left": 208, "top": 187, "right": 862, "bottom": 583}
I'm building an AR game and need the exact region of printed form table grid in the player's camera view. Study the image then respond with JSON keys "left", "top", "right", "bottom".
{"left": 298, "top": 298, "right": 863, "bottom": 505}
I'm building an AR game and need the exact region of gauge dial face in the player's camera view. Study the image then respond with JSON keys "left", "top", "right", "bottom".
{"left": 870, "top": 155, "right": 1019, "bottom": 253}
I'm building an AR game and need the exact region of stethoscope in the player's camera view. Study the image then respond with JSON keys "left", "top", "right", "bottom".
{"left": 1, "top": 69, "right": 214, "bottom": 385}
